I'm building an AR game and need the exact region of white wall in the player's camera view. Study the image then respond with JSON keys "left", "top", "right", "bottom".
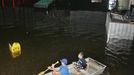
{"left": 118, "top": 0, "right": 130, "bottom": 10}
{"left": 130, "top": 0, "right": 134, "bottom": 5}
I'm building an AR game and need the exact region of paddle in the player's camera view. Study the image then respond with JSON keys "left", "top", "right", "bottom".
{"left": 37, "top": 61, "right": 59, "bottom": 75}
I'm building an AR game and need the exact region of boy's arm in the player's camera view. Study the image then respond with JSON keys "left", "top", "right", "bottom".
{"left": 52, "top": 67, "right": 60, "bottom": 72}
{"left": 52, "top": 64, "right": 60, "bottom": 71}
{"left": 48, "top": 64, "right": 60, "bottom": 71}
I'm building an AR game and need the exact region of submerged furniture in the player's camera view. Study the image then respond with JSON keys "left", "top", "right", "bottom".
{"left": 34, "top": 0, "right": 54, "bottom": 8}
{"left": 106, "top": 12, "right": 134, "bottom": 43}
{"left": 34, "top": 0, "right": 55, "bottom": 15}
{"left": 37, "top": 57, "right": 106, "bottom": 75}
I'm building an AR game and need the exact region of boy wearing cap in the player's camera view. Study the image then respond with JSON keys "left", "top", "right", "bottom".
{"left": 48, "top": 58, "right": 70, "bottom": 75}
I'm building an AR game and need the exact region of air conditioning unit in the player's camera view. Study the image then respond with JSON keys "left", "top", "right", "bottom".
{"left": 91, "top": 0, "right": 102, "bottom": 3}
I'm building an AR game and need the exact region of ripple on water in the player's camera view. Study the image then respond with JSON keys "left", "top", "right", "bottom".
{"left": 105, "top": 38, "right": 134, "bottom": 75}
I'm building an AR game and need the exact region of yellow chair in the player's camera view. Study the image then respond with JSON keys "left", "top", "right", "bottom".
{"left": 9, "top": 42, "right": 21, "bottom": 58}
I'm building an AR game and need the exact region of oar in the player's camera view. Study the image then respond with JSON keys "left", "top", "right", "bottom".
{"left": 37, "top": 61, "right": 59, "bottom": 75}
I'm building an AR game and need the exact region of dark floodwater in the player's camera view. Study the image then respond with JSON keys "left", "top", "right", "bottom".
{"left": 105, "top": 38, "right": 134, "bottom": 75}
{"left": 0, "top": 7, "right": 134, "bottom": 75}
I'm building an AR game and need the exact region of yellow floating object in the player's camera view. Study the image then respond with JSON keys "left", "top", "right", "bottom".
{"left": 9, "top": 42, "right": 21, "bottom": 58}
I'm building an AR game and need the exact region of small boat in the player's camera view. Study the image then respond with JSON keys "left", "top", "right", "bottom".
{"left": 38, "top": 57, "right": 106, "bottom": 75}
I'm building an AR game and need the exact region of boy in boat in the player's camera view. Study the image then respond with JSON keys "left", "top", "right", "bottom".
{"left": 73, "top": 52, "right": 87, "bottom": 74}
{"left": 76, "top": 52, "right": 87, "bottom": 69}
{"left": 48, "top": 58, "right": 70, "bottom": 75}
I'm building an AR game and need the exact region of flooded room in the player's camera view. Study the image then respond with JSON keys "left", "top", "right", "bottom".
{"left": 0, "top": 0, "right": 134, "bottom": 75}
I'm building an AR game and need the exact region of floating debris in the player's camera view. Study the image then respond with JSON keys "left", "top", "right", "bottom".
{"left": 9, "top": 42, "right": 21, "bottom": 58}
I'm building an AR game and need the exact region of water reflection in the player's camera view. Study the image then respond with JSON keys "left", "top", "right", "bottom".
{"left": 0, "top": 10, "right": 107, "bottom": 75}
{"left": 105, "top": 38, "right": 134, "bottom": 75}
{"left": 0, "top": 8, "right": 134, "bottom": 75}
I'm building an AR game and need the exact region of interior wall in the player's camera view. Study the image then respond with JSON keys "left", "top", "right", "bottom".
{"left": 128, "top": 0, "right": 134, "bottom": 10}
{"left": 130, "top": 0, "right": 134, "bottom": 5}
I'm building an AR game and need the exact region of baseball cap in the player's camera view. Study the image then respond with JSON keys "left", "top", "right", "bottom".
{"left": 60, "top": 58, "right": 68, "bottom": 65}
